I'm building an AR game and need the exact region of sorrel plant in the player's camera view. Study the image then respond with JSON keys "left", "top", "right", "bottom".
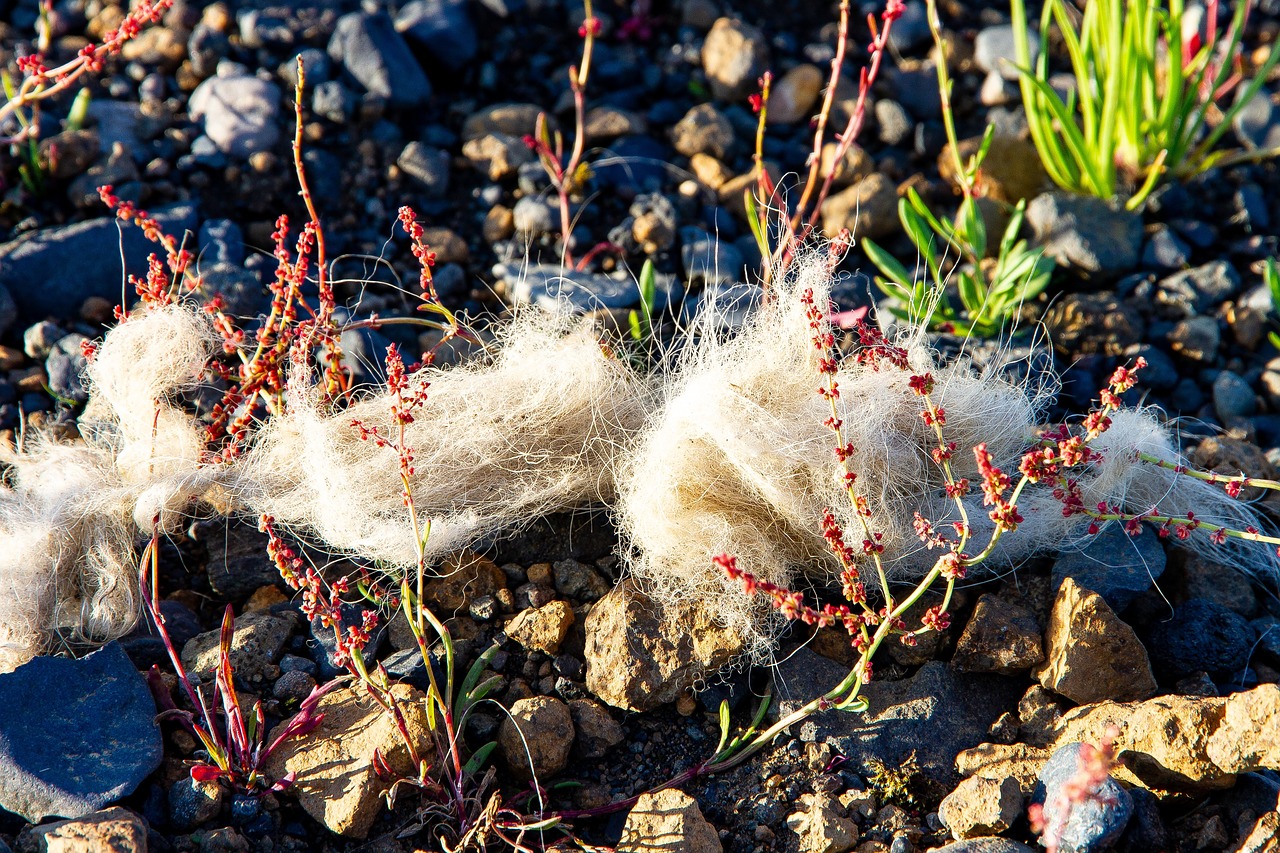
{"left": 140, "top": 526, "right": 333, "bottom": 793}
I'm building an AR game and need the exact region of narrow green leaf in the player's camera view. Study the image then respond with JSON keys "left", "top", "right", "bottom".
{"left": 462, "top": 741, "right": 498, "bottom": 776}
{"left": 862, "top": 239, "right": 914, "bottom": 291}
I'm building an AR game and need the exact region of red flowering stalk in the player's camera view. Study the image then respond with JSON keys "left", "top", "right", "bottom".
{"left": 524, "top": 0, "right": 599, "bottom": 269}
{"left": 756, "top": 0, "right": 902, "bottom": 272}
{"left": 258, "top": 513, "right": 434, "bottom": 796}
{"left": 1, "top": 0, "right": 173, "bottom": 140}
{"left": 1021, "top": 358, "right": 1280, "bottom": 557}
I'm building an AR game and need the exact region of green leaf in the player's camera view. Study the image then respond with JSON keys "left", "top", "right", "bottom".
{"left": 743, "top": 190, "right": 772, "bottom": 263}
{"left": 862, "top": 239, "right": 913, "bottom": 291}
{"left": 462, "top": 741, "right": 498, "bottom": 776}
{"left": 956, "top": 270, "right": 985, "bottom": 319}
{"left": 956, "top": 197, "right": 986, "bottom": 260}
{"left": 459, "top": 641, "right": 502, "bottom": 704}
{"left": 67, "top": 88, "right": 91, "bottom": 132}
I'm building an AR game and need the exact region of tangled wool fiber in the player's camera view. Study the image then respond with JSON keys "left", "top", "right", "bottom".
{"left": 240, "top": 310, "right": 651, "bottom": 566}
{"left": 0, "top": 305, "right": 214, "bottom": 671}
{"left": 615, "top": 258, "right": 1276, "bottom": 656}
{"left": 0, "top": 304, "right": 650, "bottom": 671}
{"left": 2, "top": 257, "right": 1275, "bottom": 673}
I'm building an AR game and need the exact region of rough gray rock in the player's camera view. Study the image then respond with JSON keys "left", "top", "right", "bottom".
{"left": 0, "top": 203, "right": 199, "bottom": 322}
{"left": 777, "top": 651, "right": 1022, "bottom": 794}
{"left": 1051, "top": 524, "right": 1165, "bottom": 613}
{"left": 328, "top": 11, "right": 431, "bottom": 108}
{"left": 1026, "top": 193, "right": 1142, "bottom": 275}
{"left": 0, "top": 643, "right": 162, "bottom": 821}
{"left": 189, "top": 71, "right": 281, "bottom": 157}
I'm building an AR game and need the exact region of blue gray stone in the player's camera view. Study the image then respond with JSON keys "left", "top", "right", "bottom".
{"left": 680, "top": 227, "right": 745, "bottom": 287}
{"left": 1156, "top": 261, "right": 1240, "bottom": 318}
{"left": 198, "top": 219, "right": 245, "bottom": 267}
{"left": 974, "top": 25, "right": 1038, "bottom": 80}
{"left": 1026, "top": 193, "right": 1143, "bottom": 275}
{"left": 328, "top": 11, "right": 432, "bottom": 108}
{"left": 1146, "top": 598, "right": 1254, "bottom": 681}
{"left": 500, "top": 262, "right": 680, "bottom": 315}
{"left": 0, "top": 203, "right": 199, "bottom": 322}
{"left": 512, "top": 196, "right": 558, "bottom": 236}
{"left": 1213, "top": 370, "right": 1257, "bottom": 421}
{"left": 312, "top": 79, "right": 356, "bottom": 124}
{"left": 1141, "top": 225, "right": 1190, "bottom": 271}
{"left": 0, "top": 642, "right": 162, "bottom": 821}
{"left": 776, "top": 652, "right": 1021, "bottom": 792}
{"left": 189, "top": 71, "right": 281, "bottom": 158}
{"left": 168, "top": 776, "right": 224, "bottom": 831}
{"left": 396, "top": 0, "right": 477, "bottom": 70}
{"left": 1032, "top": 742, "right": 1133, "bottom": 853}
{"left": 308, "top": 603, "right": 388, "bottom": 680}
{"left": 279, "top": 48, "right": 331, "bottom": 89}
{"left": 200, "top": 263, "right": 267, "bottom": 319}
{"left": 1233, "top": 89, "right": 1280, "bottom": 151}
{"left": 886, "top": 1, "right": 930, "bottom": 52}
{"left": 45, "top": 333, "right": 89, "bottom": 403}
{"left": 876, "top": 99, "right": 912, "bottom": 146}
{"left": 592, "top": 134, "right": 671, "bottom": 191}
{"left": 86, "top": 101, "right": 142, "bottom": 155}
{"left": 397, "top": 141, "right": 450, "bottom": 197}
{"left": 1052, "top": 524, "right": 1165, "bottom": 613}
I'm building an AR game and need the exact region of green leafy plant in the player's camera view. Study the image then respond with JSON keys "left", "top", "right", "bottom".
{"left": 141, "top": 533, "right": 333, "bottom": 794}
{"left": 628, "top": 258, "right": 658, "bottom": 344}
{"left": 864, "top": 0, "right": 1054, "bottom": 338}
{"left": 863, "top": 185, "right": 1054, "bottom": 337}
{"left": 1010, "top": 0, "right": 1280, "bottom": 210}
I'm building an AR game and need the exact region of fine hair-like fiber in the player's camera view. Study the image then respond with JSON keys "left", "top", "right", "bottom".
{"left": 615, "top": 257, "right": 1277, "bottom": 658}
{"left": 0, "top": 258, "right": 1274, "bottom": 672}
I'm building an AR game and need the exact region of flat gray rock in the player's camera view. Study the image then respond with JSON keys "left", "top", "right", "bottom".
{"left": 0, "top": 203, "right": 199, "bottom": 322}
{"left": 777, "top": 651, "right": 1022, "bottom": 794}
{"left": 0, "top": 642, "right": 162, "bottom": 822}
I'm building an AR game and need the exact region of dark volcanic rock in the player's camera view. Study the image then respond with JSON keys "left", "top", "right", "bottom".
{"left": 777, "top": 651, "right": 1022, "bottom": 795}
{"left": 1145, "top": 598, "right": 1254, "bottom": 681}
{"left": 0, "top": 642, "right": 162, "bottom": 821}
{"left": 328, "top": 11, "right": 431, "bottom": 108}
{"left": 0, "top": 203, "right": 199, "bottom": 321}
{"left": 1051, "top": 524, "right": 1165, "bottom": 613}
{"left": 396, "top": 0, "right": 477, "bottom": 70}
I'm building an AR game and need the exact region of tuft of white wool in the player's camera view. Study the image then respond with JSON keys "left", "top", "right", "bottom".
{"left": 615, "top": 257, "right": 1276, "bottom": 656}
{"left": 0, "top": 305, "right": 216, "bottom": 672}
{"left": 237, "top": 309, "right": 651, "bottom": 568}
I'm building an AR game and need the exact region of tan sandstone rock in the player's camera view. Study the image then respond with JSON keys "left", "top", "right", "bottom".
{"left": 1034, "top": 577, "right": 1157, "bottom": 704}
{"left": 263, "top": 684, "right": 428, "bottom": 837}
{"left": 584, "top": 579, "right": 741, "bottom": 712}
{"left": 618, "top": 788, "right": 723, "bottom": 853}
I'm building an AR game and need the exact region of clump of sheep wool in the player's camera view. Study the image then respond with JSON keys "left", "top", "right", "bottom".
{"left": 239, "top": 310, "right": 652, "bottom": 566}
{"left": 615, "top": 258, "right": 1276, "bottom": 657}
{"left": 0, "top": 304, "right": 215, "bottom": 671}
